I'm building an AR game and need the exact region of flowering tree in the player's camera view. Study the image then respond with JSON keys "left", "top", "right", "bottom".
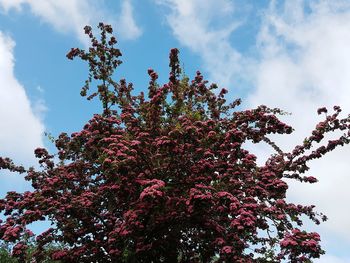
{"left": 1, "top": 23, "right": 350, "bottom": 262}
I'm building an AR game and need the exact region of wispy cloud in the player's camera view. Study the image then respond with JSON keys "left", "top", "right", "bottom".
{"left": 117, "top": 0, "right": 142, "bottom": 40}
{"left": 0, "top": 0, "right": 142, "bottom": 43}
{"left": 154, "top": 0, "right": 251, "bottom": 89}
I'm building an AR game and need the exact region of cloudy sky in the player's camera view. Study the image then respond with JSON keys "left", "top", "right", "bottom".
{"left": 0, "top": 0, "right": 350, "bottom": 261}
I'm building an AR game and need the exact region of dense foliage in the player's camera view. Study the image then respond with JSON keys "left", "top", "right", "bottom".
{"left": 1, "top": 23, "right": 350, "bottom": 262}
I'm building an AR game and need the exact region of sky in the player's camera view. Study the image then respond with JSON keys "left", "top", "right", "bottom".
{"left": 0, "top": 0, "right": 350, "bottom": 261}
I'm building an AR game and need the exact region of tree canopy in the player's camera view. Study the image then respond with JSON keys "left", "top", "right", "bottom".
{"left": 1, "top": 23, "right": 350, "bottom": 262}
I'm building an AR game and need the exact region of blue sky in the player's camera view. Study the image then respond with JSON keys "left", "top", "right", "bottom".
{"left": 1, "top": 1, "right": 350, "bottom": 262}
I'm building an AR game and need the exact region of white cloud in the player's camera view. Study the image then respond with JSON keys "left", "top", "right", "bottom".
{"left": 117, "top": 0, "right": 142, "bottom": 40}
{"left": 0, "top": 32, "right": 44, "bottom": 162}
{"left": 154, "top": 0, "right": 251, "bottom": 88}
{"left": 247, "top": 0, "right": 350, "bottom": 260}
{"left": 0, "top": 32, "right": 45, "bottom": 194}
{"left": 0, "top": 0, "right": 142, "bottom": 43}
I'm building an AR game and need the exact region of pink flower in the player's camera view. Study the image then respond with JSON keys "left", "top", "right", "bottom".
{"left": 222, "top": 246, "right": 232, "bottom": 254}
{"left": 51, "top": 250, "right": 68, "bottom": 260}
{"left": 12, "top": 242, "right": 27, "bottom": 256}
{"left": 280, "top": 238, "right": 298, "bottom": 247}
